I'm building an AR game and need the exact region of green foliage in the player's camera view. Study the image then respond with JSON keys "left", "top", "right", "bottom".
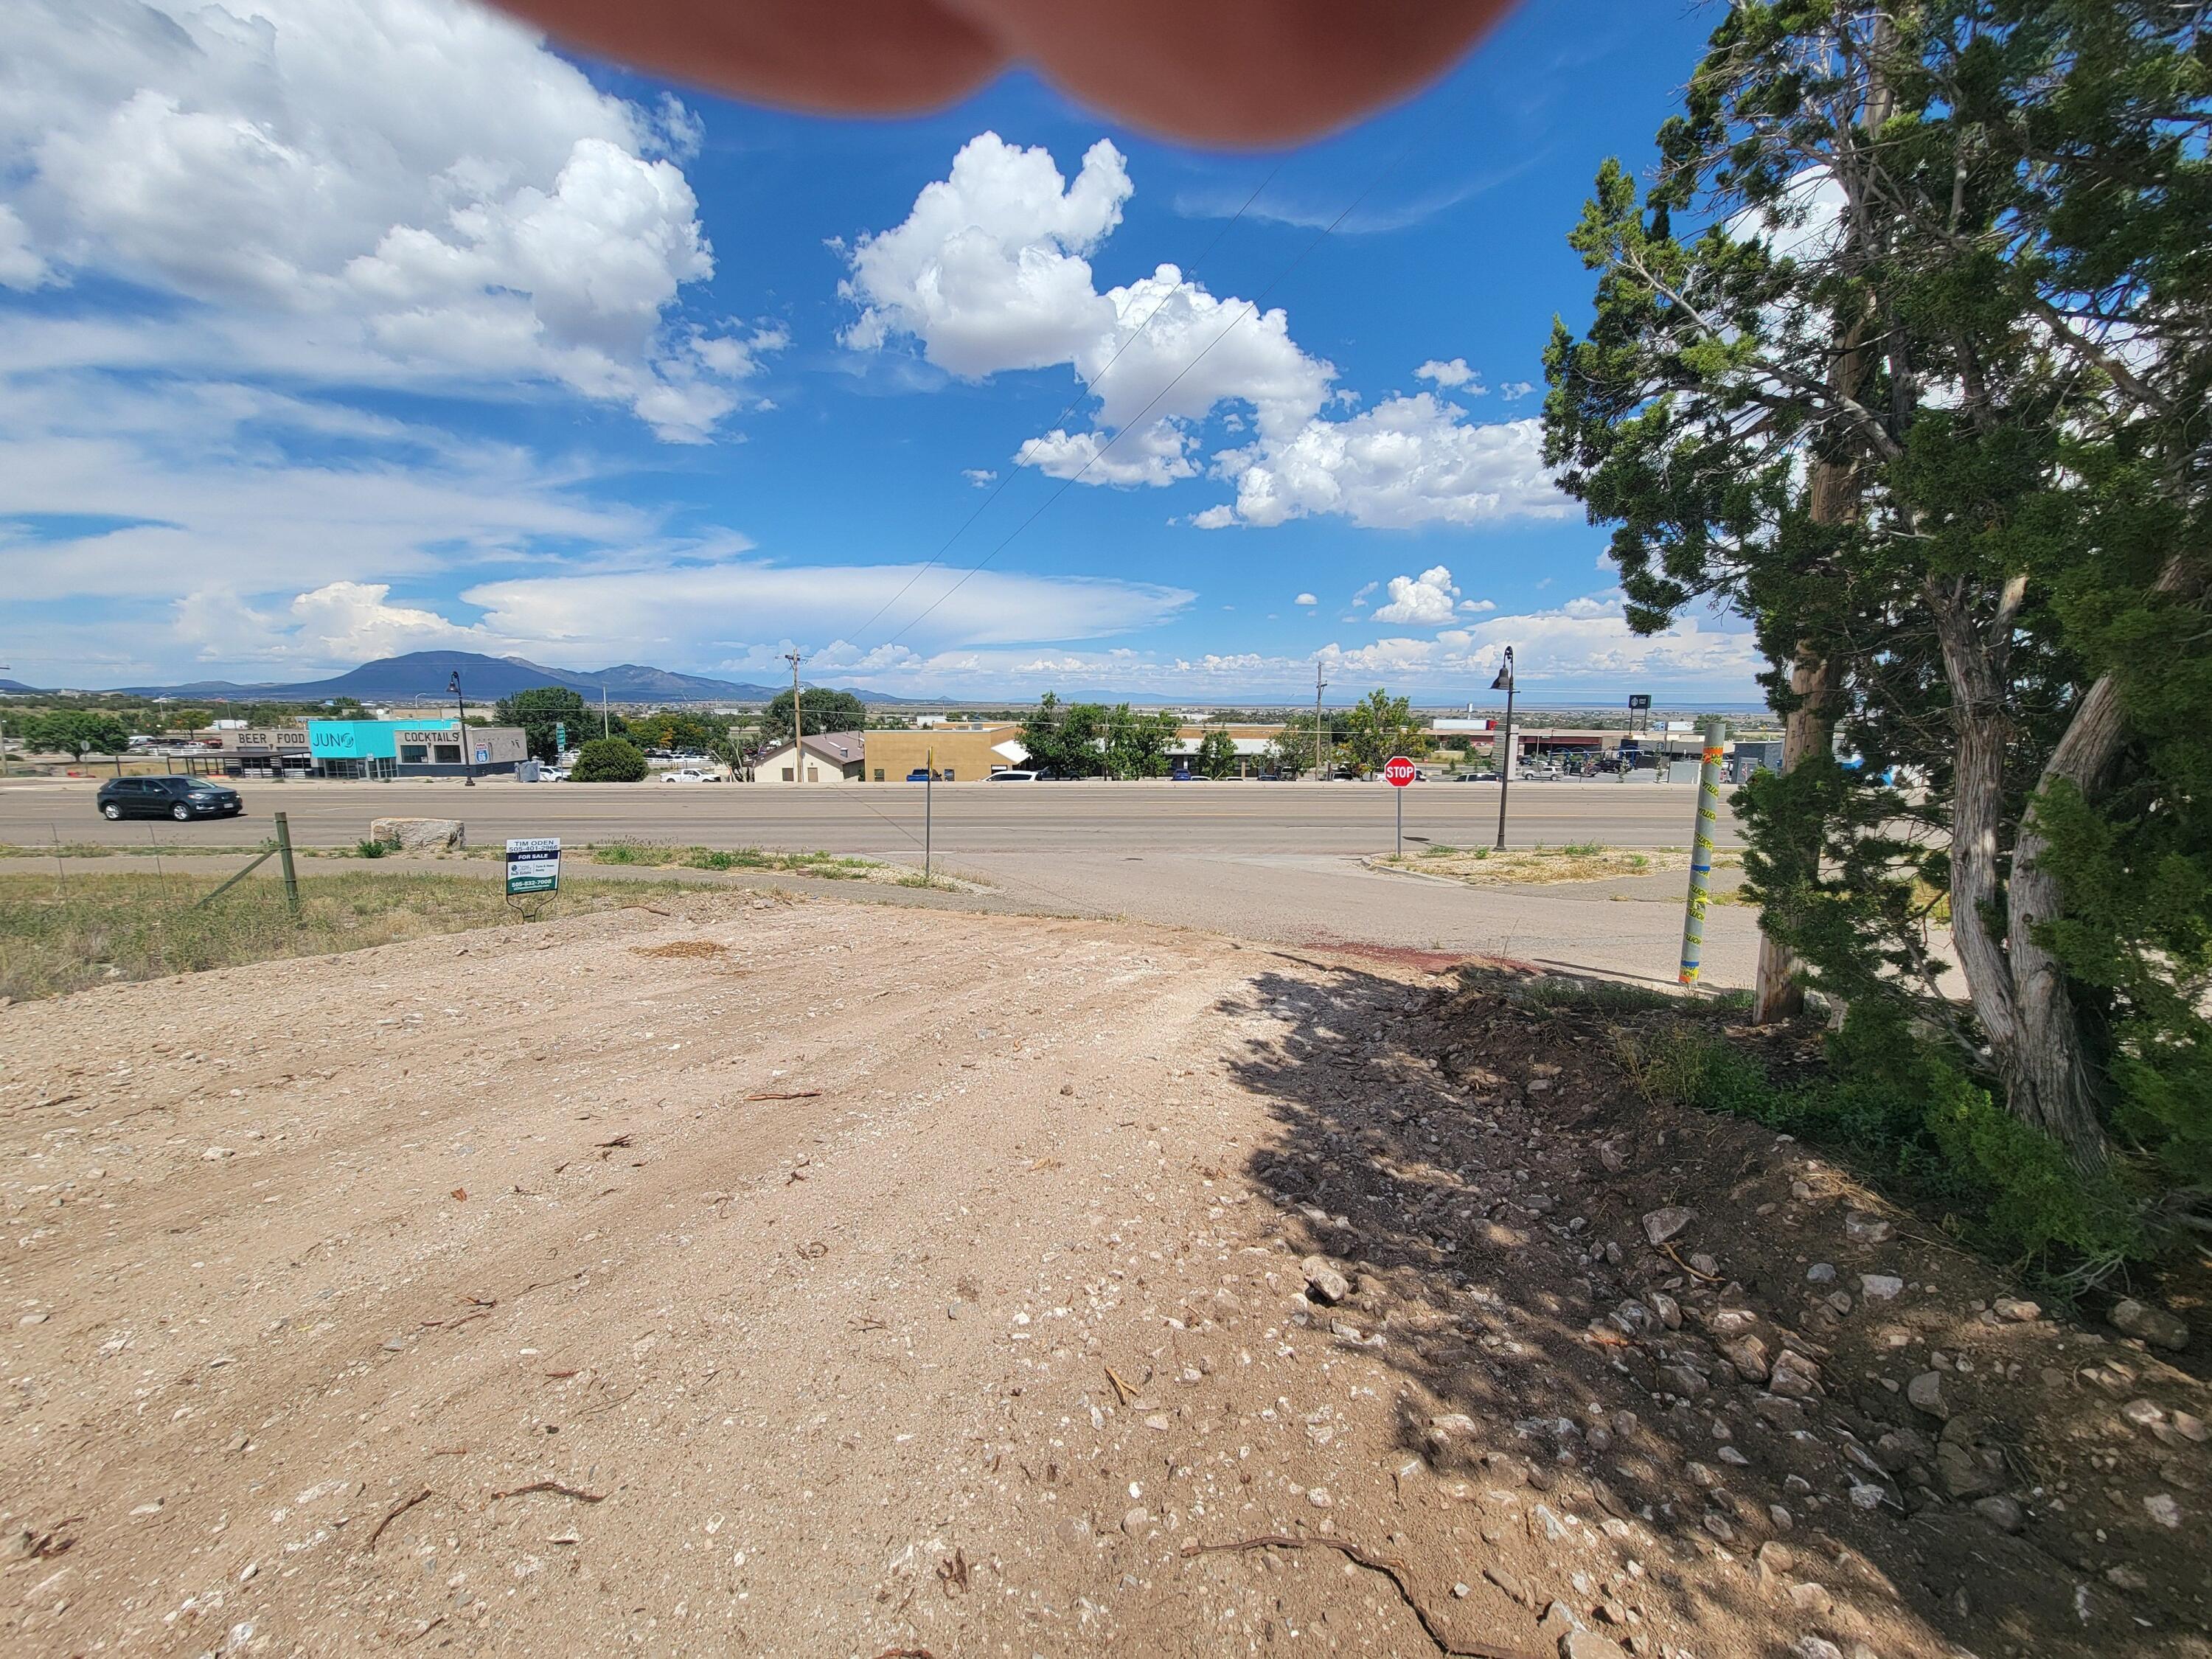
{"left": 570, "top": 737, "right": 647, "bottom": 783}
{"left": 1020, "top": 693, "right": 1105, "bottom": 779}
{"left": 625, "top": 710, "right": 727, "bottom": 754}
{"left": 24, "top": 710, "right": 133, "bottom": 759}
{"left": 1339, "top": 689, "right": 1430, "bottom": 778}
{"left": 1018, "top": 695, "right": 1179, "bottom": 779}
{"left": 355, "top": 838, "right": 390, "bottom": 859}
{"left": 1623, "top": 1003, "right": 2143, "bottom": 1278}
{"left": 1195, "top": 726, "right": 1239, "bottom": 779}
{"left": 493, "top": 686, "right": 602, "bottom": 762}
{"left": 762, "top": 687, "right": 866, "bottom": 747}
{"left": 1105, "top": 705, "right": 1180, "bottom": 779}
{"left": 1262, "top": 711, "right": 1342, "bottom": 779}
{"left": 1544, "top": 0, "right": 2212, "bottom": 1195}
{"left": 2028, "top": 779, "right": 2212, "bottom": 1188}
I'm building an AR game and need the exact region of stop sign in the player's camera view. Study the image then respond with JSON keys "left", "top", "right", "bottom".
{"left": 1382, "top": 755, "right": 1417, "bottom": 787}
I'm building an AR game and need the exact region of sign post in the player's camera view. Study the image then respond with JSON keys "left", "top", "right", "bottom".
{"left": 1383, "top": 754, "right": 1416, "bottom": 857}
{"left": 505, "top": 835, "right": 560, "bottom": 921}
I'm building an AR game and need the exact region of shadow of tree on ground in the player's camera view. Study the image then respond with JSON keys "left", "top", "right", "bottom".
{"left": 1212, "top": 955, "right": 2177, "bottom": 1659}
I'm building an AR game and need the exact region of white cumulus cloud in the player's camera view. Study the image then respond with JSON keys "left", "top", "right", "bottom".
{"left": 1414, "top": 358, "right": 1483, "bottom": 392}
{"left": 1219, "top": 400, "right": 1564, "bottom": 530}
{"left": 1, "top": 0, "right": 771, "bottom": 439}
{"left": 841, "top": 134, "right": 1565, "bottom": 527}
{"left": 1372, "top": 565, "right": 1462, "bottom": 625}
{"left": 839, "top": 131, "right": 1128, "bottom": 377}
{"left": 1294, "top": 592, "right": 1318, "bottom": 606}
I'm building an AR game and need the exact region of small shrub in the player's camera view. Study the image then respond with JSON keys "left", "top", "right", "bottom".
{"left": 355, "top": 838, "right": 390, "bottom": 858}
{"left": 571, "top": 737, "right": 647, "bottom": 782}
{"left": 1618, "top": 1001, "right": 2145, "bottom": 1280}
{"left": 591, "top": 840, "right": 673, "bottom": 866}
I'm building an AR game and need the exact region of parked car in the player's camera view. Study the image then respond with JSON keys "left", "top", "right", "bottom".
{"left": 987, "top": 769, "right": 1040, "bottom": 782}
{"left": 96, "top": 775, "right": 243, "bottom": 821}
{"left": 905, "top": 768, "right": 935, "bottom": 782}
{"left": 659, "top": 768, "right": 717, "bottom": 783}
{"left": 536, "top": 766, "right": 568, "bottom": 782}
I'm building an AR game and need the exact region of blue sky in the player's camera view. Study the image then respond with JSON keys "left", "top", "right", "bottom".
{"left": 0, "top": 0, "right": 1761, "bottom": 701}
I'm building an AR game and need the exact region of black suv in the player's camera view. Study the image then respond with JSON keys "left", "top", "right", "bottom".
{"left": 95, "top": 776, "right": 245, "bottom": 821}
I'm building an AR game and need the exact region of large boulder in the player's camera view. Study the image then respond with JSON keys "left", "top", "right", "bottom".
{"left": 369, "top": 816, "right": 465, "bottom": 852}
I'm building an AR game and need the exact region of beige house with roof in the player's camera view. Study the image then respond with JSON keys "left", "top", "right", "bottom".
{"left": 752, "top": 730, "right": 866, "bottom": 783}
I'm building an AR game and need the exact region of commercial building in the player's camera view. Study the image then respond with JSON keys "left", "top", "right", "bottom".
{"left": 862, "top": 724, "right": 1026, "bottom": 782}
{"left": 204, "top": 718, "right": 526, "bottom": 778}
{"left": 1167, "top": 724, "right": 1279, "bottom": 776}
{"left": 753, "top": 731, "right": 866, "bottom": 784}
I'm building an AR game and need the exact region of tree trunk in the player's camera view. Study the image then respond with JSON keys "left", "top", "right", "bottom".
{"left": 1752, "top": 441, "right": 1858, "bottom": 1024}
{"left": 1753, "top": 647, "right": 1834, "bottom": 1022}
{"left": 2005, "top": 647, "right": 2163, "bottom": 1170}
{"left": 1931, "top": 581, "right": 2113, "bottom": 1169}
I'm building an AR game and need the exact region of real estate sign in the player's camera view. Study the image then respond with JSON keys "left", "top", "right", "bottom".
{"left": 505, "top": 836, "right": 560, "bottom": 896}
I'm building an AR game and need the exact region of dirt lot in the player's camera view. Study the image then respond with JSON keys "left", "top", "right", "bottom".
{"left": 2, "top": 892, "right": 2206, "bottom": 1657}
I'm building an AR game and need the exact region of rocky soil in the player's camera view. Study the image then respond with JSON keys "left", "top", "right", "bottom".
{"left": 1, "top": 892, "right": 2205, "bottom": 1657}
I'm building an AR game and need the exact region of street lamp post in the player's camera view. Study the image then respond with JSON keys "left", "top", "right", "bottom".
{"left": 1491, "top": 647, "right": 1516, "bottom": 851}
{"left": 448, "top": 671, "right": 476, "bottom": 787}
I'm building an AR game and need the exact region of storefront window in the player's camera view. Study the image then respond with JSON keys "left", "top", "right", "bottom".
{"left": 400, "top": 745, "right": 427, "bottom": 763}
{"left": 434, "top": 745, "right": 462, "bottom": 763}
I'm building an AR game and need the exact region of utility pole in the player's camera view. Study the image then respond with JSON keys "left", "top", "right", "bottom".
{"left": 600, "top": 685, "right": 610, "bottom": 740}
{"left": 1491, "top": 646, "right": 1517, "bottom": 851}
{"left": 1312, "top": 659, "right": 1328, "bottom": 782}
{"left": 783, "top": 650, "right": 804, "bottom": 784}
{"left": 447, "top": 670, "right": 475, "bottom": 787}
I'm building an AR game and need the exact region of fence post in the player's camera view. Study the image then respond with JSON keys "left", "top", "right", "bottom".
{"left": 1677, "top": 718, "right": 1727, "bottom": 986}
{"left": 274, "top": 810, "right": 300, "bottom": 914}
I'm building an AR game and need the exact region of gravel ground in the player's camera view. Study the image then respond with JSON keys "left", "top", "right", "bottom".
{"left": 2, "top": 894, "right": 2201, "bottom": 1656}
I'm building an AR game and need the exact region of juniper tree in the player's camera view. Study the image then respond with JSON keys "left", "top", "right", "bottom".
{"left": 1543, "top": 0, "right": 2211, "bottom": 1181}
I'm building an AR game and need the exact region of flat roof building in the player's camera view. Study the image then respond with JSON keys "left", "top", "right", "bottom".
{"left": 861, "top": 725, "right": 1026, "bottom": 782}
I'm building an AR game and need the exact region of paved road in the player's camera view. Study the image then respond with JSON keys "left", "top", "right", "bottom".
{"left": 1, "top": 774, "right": 1738, "bottom": 855}
{"left": 2, "top": 775, "right": 1753, "bottom": 987}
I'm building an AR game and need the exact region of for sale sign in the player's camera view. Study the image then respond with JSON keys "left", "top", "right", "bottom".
{"left": 505, "top": 836, "right": 560, "bottom": 896}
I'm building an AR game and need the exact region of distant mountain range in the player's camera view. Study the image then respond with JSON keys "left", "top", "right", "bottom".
{"left": 0, "top": 679, "right": 37, "bottom": 695}
{"left": 74, "top": 650, "right": 899, "bottom": 706}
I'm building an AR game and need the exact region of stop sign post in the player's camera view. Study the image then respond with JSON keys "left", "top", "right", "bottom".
{"left": 1384, "top": 754, "right": 1416, "bottom": 856}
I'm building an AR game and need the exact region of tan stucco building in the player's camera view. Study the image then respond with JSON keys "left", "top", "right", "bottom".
{"left": 860, "top": 725, "right": 1027, "bottom": 782}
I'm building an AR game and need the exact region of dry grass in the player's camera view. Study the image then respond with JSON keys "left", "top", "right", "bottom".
{"left": 1382, "top": 842, "right": 1737, "bottom": 886}
{"left": 0, "top": 870, "right": 700, "bottom": 1004}
{"left": 582, "top": 840, "right": 979, "bottom": 891}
